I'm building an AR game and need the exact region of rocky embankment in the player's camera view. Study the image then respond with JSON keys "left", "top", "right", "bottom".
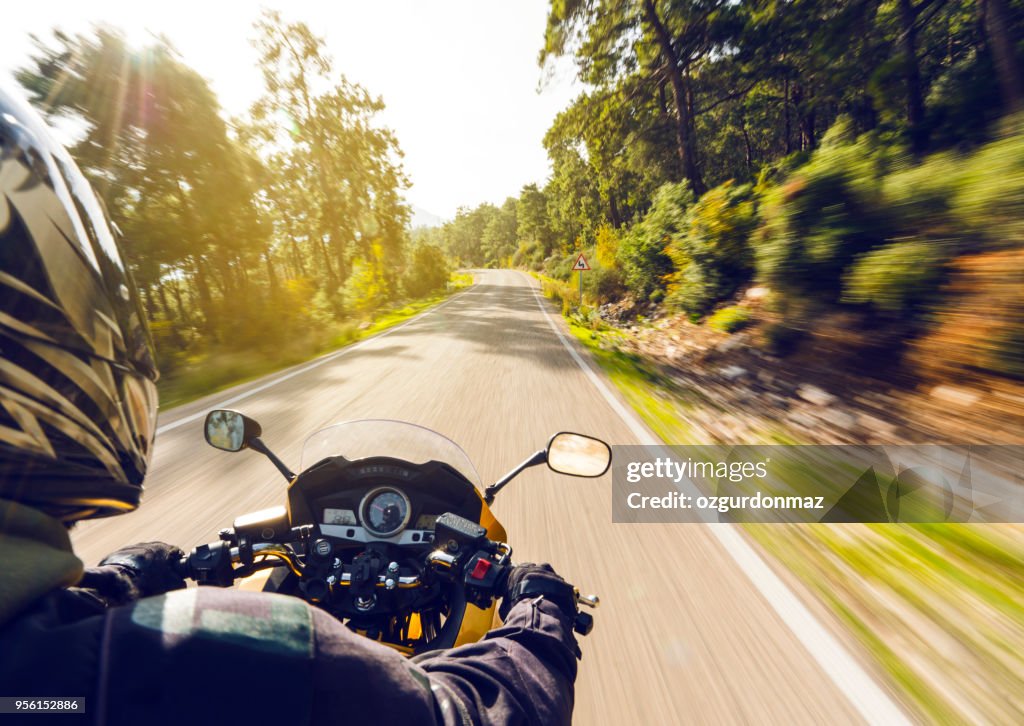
{"left": 599, "top": 273, "right": 1024, "bottom": 446}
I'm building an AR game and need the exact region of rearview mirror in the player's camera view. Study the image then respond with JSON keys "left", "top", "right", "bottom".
{"left": 204, "top": 409, "right": 261, "bottom": 452}
{"left": 546, "top": 432, "right": 612, "bottom": 478}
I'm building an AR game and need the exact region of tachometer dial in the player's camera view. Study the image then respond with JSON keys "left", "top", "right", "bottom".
{"left": 359, "top": 488, "right": 411, "bottom": 537}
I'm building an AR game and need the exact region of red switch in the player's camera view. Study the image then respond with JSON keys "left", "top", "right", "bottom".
{"left": 469, "top": 557, "right": 492, "bottom": 580}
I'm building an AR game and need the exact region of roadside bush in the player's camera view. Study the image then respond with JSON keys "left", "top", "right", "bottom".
{"left": 842, "top": 238, "right": 949, "bottom": 313}
{"left": 344, "top": 243, "right": 390, "bottom": 315}
{"left": 543, "top": 252, "right": 576, "bottom": 280}
{"left": 756, "top": 120, "right": 891, "bottom": 302}
{"left": 402, "top": 243, "right": 450, "bottom": 298}
{"left": 513, "top": 239, "right": 545, "bottom": 269}
{"left": 588, "top": 266, "right": 626, "bottom": 304}
{"left": 618, "top": 182, "right": 693, "bottom": 302}
{"left": 707, "top": 306, "right": 751, "bottom": 333}
{"left": 540, "top": 275, "right": 578, "bottom": 315}
{"left": 594, "top": 224, "right": 621, "bottom": 268}
{"left": 665, "top": 181, "right": 757, "bottom": 316}
{"left": 881, "top": 152, "right": 961, "bottom": 237}
{"left": 951, "top": 122, "right": 1024, "bottom": 247}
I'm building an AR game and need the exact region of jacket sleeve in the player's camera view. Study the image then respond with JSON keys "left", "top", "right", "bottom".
{"left": 412, "top": 597, "right": 581, "bottom": 726}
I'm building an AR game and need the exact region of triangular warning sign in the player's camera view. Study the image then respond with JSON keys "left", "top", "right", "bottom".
{"left": 573, "top": 253, "right": 591, "bottom": 271}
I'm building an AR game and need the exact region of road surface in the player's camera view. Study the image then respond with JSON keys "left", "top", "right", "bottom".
{"left": 73, "top": 270, "right": 907, "bottom": 724}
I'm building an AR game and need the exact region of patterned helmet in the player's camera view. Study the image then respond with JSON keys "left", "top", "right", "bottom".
{"left": 0, "top": 81, "right": 158, "bottom": 521}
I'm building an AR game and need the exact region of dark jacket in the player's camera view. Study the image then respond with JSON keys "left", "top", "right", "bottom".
{"left": 0, "top": 501, "right": 579, "bottom": 725}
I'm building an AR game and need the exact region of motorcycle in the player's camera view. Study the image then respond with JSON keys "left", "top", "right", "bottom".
{"left": 177, "top": 409, "right": 610, "bottom": 656}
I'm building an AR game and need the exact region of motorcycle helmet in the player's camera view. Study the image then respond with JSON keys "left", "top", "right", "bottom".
{"left": 0, "top": 81, "right": 158, "bottom": 521}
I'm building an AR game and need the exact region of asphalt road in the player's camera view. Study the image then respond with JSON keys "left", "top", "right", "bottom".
{"left": 73, "top": 269, "right": 905, "bottom": 725}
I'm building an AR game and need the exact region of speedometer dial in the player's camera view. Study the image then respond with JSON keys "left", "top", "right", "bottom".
{"left": 359, "top": 488, "right": 411, "bottom": 537}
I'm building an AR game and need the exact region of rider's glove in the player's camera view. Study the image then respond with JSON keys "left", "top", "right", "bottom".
{"left": 499, "top": 562, "right": 577, "bottom": 621}
{"left": 97, "top": 541, "right": 187, "bottom": 598}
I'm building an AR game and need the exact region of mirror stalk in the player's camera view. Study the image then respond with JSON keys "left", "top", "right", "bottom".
{"left": 484, "top": 449, "right": 546, "bottom": 505}
{"left": 249, "top": 437, "right": 295, "bottom": 482}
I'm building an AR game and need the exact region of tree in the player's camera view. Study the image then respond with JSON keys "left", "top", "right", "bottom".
{"left": 541, "top": 0, "right": 738, "bottom": 194}
{"left": 17, "top": 28, "right": 268, "bottom": 339}
{"left": 482, "top": 198, "right": 519, "bottom": 265}
{"left": 980, "top": 0, "right": 1024, "bottom": 114}
{"left": 248, "top": 10, "right": 409, "bottom": 294}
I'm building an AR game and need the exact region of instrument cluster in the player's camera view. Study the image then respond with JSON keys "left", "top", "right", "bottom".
{"left": 318, "top": 485, "right": 441, "bottom": 544}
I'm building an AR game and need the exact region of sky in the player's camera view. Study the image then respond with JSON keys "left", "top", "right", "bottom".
{"left": 0, "top": 1, "right": 583, "bottom": 221}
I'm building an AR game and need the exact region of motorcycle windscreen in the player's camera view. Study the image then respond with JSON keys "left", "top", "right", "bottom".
{"left": 300, "top": 420, "right": 483, "bottom": 489}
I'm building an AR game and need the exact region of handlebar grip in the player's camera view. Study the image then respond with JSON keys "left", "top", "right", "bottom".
{"left": 574, "top": 611, "right": 594, "bottom": 636}
{"left": 172, "top": 554, "right": 191, "bottom": 580}
{"left": 179, "top": 541, "right": 235, "bottom": 586}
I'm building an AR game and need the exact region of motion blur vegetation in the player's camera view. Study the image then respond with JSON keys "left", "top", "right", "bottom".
{"left": 434, "top": 0, "right": 1024, "bottom": 381}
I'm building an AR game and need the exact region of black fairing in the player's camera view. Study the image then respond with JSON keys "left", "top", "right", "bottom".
{"left": 287, "top": 455, "right": 483, "bottom": 529}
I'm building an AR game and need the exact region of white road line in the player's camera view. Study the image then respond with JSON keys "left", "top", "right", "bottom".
{"left": 522, "top": 272, "right": 910, "bottom": 726}
{"left": 155, "top": 284, "right": 476, "bottom": 436}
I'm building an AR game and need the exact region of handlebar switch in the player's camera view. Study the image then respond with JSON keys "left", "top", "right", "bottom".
{"left": 187, "top": 541, "right": 234, "bottom": 587}
{"left": 435, "top": 513, "right": 487, "bottom": 550}
{"left": 464, "top": 551, "right": 507, "bottom": 608}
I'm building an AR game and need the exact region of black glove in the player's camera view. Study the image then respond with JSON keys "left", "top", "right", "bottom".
{"left": 499, "top": 562, "right": 577, "bottom": 621}
{"left": 98, "top": 541, "right": 187, "bottom": 598}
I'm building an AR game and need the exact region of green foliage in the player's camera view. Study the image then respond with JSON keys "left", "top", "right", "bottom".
{"left": 843, "top": 239, "right": 949, "bottom": 313}
{"left": 707, "top": 306, "right": 752, "bottom": 334}
{"left": 665, "top": 181, "right": 757, "bottom": 315}
{"left": 343, "top": 243, "right": 390, "bottom": 315}
{"left": 951, "top": 124, "right": 1024, "bottom": 247}
{"left": 16, "top": 15, "right": 418, "bottom": 382}
{"left": 402, "top": 244, "right": 450, "bottom": 298}
{"left": 543, "top": 253, "right": 576, "bottom": 280}
{"left": 539, "top": 275, "right": 579, "bottom": 316}
{"left": 618, "top": 182, "right": 693, "bottom": 302}
{"left": 590, "top": 266, "right": 627, "bottom": 304}
{"left": 513, "top": 239, "right": 546, "bottom": 270}
{"left": 594, "top": 224, "right": 621, "bottom": 269}
{"left": 757, "top": 123, "right": 892, "bottom": 301}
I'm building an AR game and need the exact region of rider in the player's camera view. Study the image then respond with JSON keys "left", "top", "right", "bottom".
{"left": 0, "top": 83, "right": 582, "bottom": 725}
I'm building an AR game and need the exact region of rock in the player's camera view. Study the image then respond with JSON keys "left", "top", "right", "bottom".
{"left": 765, "top": 394, "right": 790, "bottom": 410}
{"left": 720, "top": 365, "right": 748, "bottom": 381}
{"left": 929, "top": 385, "right": 981, "bottom": 407}
{"left": 717, "top": 335, "right": 747, "bottom": 353}
{"left": 797, "top": 384, "right": 837, "bottom": 407}
{"left": 819, "top": 408, "right": 857, "bottom": 430}
{"left": 756, "top": 370, "right": 775, "bottom": 386}
{"left": 745, "top": 286, "right": 770, "bottom": 300}
{"left": 787, "top": 411, "right": 818, "bottom": 429}
{"left": 856, "top": 413, "right": 897, "bottom": 436}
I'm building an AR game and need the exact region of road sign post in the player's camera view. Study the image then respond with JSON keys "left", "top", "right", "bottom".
{"left": 573, "top": 253, "right": 590, "bottom": 309}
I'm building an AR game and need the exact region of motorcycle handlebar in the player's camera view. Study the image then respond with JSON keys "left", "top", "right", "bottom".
{"left": 175, "top": 531, "right": 597, "bottom": 637}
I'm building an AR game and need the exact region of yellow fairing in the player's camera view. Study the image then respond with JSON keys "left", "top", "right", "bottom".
{"left": 453, "top": 495, "right": 506, "bottom": 647}
{"left": 237, "top": 569, "right": 273, "bottom": 592}
{"left": 455, "top": 602, "right": 498, "bottom": 646}
{"left": 477, "top": 498, "right": 508, "bottom": 545}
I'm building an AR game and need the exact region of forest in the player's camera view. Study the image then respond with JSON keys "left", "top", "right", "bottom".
{"left": 14, "top": 1, "right": 1024, "bottom": 397}
{"left": 427, "top": 0, "right": 1024, "bottom": 379}
{"left": 16, "top": 11, "right": 453, "bottom": 401}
